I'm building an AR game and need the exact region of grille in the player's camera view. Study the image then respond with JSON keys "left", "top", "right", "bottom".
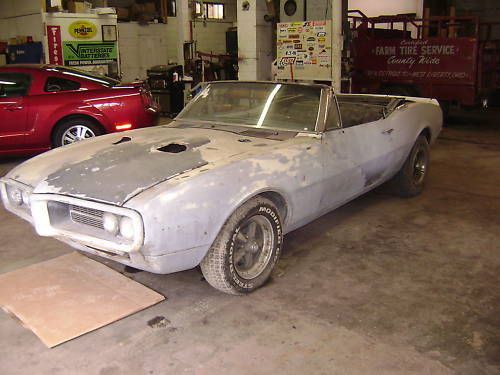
{"left": 69, "top": 205, "right": 104, "bottom": 229}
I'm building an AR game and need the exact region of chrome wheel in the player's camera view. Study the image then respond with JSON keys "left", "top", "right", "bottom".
{"left": 233, "top": 215, "right": 274, "bottom": 280}
{"left": 412, "top": 148, "right": 428, "bottom": 185}
{"left": 61, "top": 125, "right": 96, "bottom": 145}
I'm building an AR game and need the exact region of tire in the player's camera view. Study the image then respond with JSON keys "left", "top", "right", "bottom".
{"left": 393, "top": 135, "right": 430, "bottom": 197}
{"left": 200, "top": 197, "right": 283, "bottom": 295}
{"left": 52, "top": 117, "right": 103, "bottom": 148}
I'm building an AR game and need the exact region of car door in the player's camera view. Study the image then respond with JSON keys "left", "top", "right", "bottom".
{"left": 320, "top": 90, "right": 396, "bottom": 211}
{"left": 0, "top": 72, "right": 31, "bottom": 150}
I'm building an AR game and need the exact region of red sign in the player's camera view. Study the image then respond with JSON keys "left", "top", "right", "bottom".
{"left": 352, "top": 36, "right": 477, "bottom": 85}
{"left": 46, "top": 25, "right": 63, "bottom": 65}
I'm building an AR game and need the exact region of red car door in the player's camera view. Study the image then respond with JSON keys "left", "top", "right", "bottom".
{"left": 0, "top": 72, "right": 31, "bottom": 150}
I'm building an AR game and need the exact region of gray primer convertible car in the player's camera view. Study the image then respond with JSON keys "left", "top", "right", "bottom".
{"left": 1, "top": 82, "right": 442, "bottom": 294}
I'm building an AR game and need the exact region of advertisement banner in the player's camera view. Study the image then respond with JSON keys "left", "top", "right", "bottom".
{"left": 63, "top": 41, "right": 118, "bottom": 67}
{"left": 46, "top": 25, "right": 63, "bottom": 65}
{"left": 352, "top": 37, "right": 477, "bottom": 85}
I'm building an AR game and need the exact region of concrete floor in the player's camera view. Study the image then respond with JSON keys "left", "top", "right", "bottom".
{"left": 0, "top": 110, "right": 499, "bottom": 374}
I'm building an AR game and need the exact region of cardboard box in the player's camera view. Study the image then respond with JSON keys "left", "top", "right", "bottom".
{"left": 116, "top": 7, "right": 130, "bottom": 20}
{"left": 67, "top": 1, "right": 92, "bottom": 13}
{"left": 92, "top": 0, "right": 108, "bottom": 7}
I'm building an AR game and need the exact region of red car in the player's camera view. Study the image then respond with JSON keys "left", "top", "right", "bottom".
{"left": 0, "top": 64, "right": 159, "bottom": 156}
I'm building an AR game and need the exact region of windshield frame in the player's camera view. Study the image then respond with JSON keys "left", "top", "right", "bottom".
{"left": 176, "top": 81, "right": 329, "bottom": 134}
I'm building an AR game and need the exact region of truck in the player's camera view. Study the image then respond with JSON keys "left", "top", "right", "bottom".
{"left": 346, "top": 12, "right": 500, "bottom": 114}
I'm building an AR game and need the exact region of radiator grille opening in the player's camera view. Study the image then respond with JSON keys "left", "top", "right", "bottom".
{"left": 69, "top": 205, "right": 104, "bottom": 229}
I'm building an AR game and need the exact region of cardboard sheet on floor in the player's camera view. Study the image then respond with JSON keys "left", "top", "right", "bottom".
{"left": 0, "top": 252, "right": 164, "bottom": 348}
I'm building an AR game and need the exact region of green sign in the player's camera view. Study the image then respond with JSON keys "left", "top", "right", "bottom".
{"left": 63, "top": 41, "right": 117, "bottom": 67}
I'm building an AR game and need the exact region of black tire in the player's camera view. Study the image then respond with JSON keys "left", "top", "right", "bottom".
{"left": 200, "top": 197, "right": 283, "bottom": 295}
{"left": 393, "top": 135, "right": 430, "bottom": 197}
{"left": 52, "top": 117, "right": 103, "bottom": 148}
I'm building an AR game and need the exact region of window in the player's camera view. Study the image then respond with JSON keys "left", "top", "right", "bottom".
{"left": 0, "top": 73, "right": 31, "bottom": 98}
{"left": 325, "top": 96, "right": 341, "bottom": 130}
{"left": 45, "top": 77, "right": 81, "bottom": 92}
{"left": 167, "top": 0, "right": 176, "bottom": 17}
{"left": 195, "top": 2, "right": 225, "bottom": 20}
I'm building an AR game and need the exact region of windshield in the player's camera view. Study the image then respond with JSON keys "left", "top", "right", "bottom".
{"left": 178, "top": 82, "right": 321, "bottom": 132}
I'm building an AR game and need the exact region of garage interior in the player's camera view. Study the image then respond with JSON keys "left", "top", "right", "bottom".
{"left": 1, "top": 0, "right": 499, "bottom": 374}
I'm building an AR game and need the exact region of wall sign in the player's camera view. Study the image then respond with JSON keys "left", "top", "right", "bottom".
{"left": 276, "top": 20, "right": 332, "bottom": 81}
{"left": 63, "top": 41, "right": 118, "bottom": 67}
{"left": 68, "top": 21, "right": 98, "bottom": 40}
{"left": 46, "top": 25, "right": 63, "bottom": 65}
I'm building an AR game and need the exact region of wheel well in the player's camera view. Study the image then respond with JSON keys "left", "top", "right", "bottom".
{"left": 258, "top": 191, "right": 288, "bottom": 222}
{"left": 420, "top": 127, "right": 431, "bottom": 143}
{"left": 51, "top": 114, "right": 104, "bottom": 144}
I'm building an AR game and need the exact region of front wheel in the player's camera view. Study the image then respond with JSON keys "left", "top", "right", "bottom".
{"left": 53, "top": 118, "right": 103, "bottom": 148}
{"left": 200, "top": 197, "right": 283, "bottom": 295}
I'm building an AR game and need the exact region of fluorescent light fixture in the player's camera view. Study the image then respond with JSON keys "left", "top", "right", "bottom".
{"left": 0, "top": 80, "right": 16, "bottom": 85}
{"left": 257, "top": 84, "right": 281, "bottom": 127}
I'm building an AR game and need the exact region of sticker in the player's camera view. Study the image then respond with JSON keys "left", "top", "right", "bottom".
{"left": 307, "top": 36, "right": 316, "bottom": 42}
{"left": 294, "top": 44, "right": 303, "bottom": 49}
{"left": 278, "top": 56, "right": 296, "bottom": 66}
{"left": 317, "top": 32, "right": 326, "bottom": 37}
{"left": 285, "top": 50, "right": 297, "bottom": 56}
{"left": 68, "top": 21, "right": 97, "bottom": 40}
{"left": 288, "top": 34, "right": 300, "bottom": 39}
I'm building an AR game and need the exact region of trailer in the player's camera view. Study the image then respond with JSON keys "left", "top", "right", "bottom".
{"left": 346, "top": 12, "right": 500, "bottom": 112}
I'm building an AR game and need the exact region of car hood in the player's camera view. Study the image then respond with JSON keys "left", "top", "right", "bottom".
{"left": 6, "top": 124, "right": 291, "bottom": 205}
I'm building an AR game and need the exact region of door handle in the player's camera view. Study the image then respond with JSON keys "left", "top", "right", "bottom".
{"left": 6, "top": 105, "right": 24, "bottom": 111}
{"left": 382, "top": 128, "right": 394, "bottom": 135}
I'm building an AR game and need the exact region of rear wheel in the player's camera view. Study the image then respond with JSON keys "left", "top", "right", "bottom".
{"left": 393, "top": 135, "right": 430, "bottom": 197}
{"left": 200, "top": 197, "right": 283, "bottom": 295}
{"left": 53, "top": 118, "right": 103, "bottom": 148}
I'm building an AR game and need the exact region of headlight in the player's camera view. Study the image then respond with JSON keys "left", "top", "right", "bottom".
{"left": 103, "top": 212, "right": 119, "bottom": 235}
{"left": 8, "top": 187, "right": 23, "bottom": 206}
{"left": 119, "top": 216, "right": 135, "bottom": 240}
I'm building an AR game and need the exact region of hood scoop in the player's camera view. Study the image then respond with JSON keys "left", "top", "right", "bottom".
{"left": 158, "top": 143, "right": 187, "bottom": 153}
{"left": 156, "top": 136, "right": 211, "bottom": 154}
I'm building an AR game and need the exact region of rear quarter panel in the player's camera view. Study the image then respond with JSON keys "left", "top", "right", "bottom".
{"left": 24, "top": 86, "right": 145, "bottom": 149}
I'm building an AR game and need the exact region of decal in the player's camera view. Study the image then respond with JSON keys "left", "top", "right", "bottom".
{"left": 63, "top": 41, "right": 118, "bottom": 66}
{"left": 68, "top": 21, "right": 97, "bottom": 40}
{"left": 278, "top": 56, "right": 296, "bottom": 67}
{"left": 294, "top": 44, "right": 303, "bottom": 49}
{"left": 46, "top": 25, "right": 63, "bottom": 65}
